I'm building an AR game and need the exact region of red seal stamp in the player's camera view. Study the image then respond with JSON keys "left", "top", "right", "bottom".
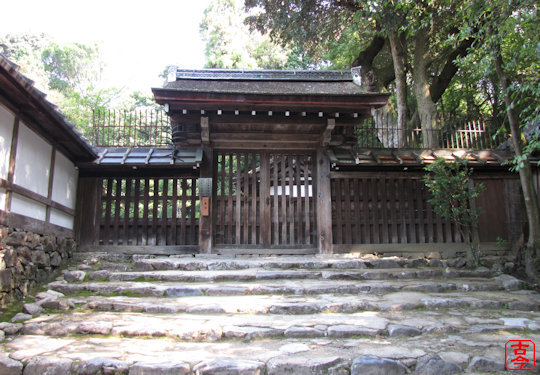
{"left": 506, "top": 340, "right": 535, "bottom": 370}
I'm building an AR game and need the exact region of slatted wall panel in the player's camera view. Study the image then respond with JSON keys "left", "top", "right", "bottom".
{"left": 99, "top": 177, "right": 199, "bottom": 246}
{"left": 331, "top": 175, "right": 461, "bottom": 244}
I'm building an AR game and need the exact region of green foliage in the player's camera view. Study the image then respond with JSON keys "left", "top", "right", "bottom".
{"left": 200, "top": 0, "right": 291, "bottom": 69}
{"left": 424, "top": 158, "right": 485, "bottom": 264}
{"left": 457, "top": 0, "right": 540, "bottom": 167}
{"left": 424, "top": 158, "right": 484, "bottom": 227}
{"left": 0, "top": 33, "right": 51, "bottom": 92}
{"left": 41, "top": 42, "right": 102, "bottom": 93}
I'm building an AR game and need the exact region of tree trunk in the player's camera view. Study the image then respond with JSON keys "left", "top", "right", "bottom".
{"left": 412, "top": 29, "right": 439, "bottom": 148}
{"left": 492, "top": 37, "right": 540, "bottom": 271}
{"left": 388, "top": 31, "right": 409, "bottom": 147}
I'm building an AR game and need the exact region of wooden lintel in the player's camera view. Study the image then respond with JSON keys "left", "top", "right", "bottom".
{"left": 201, "top": 116, "right": 210, "bottom": 145}
{"left": 211, "top": 142, "right": 318, "bottom": 150}
{"left": 322, "top": 118, "right": 336, "bottom": 147}
{"left": 210, "top": 133, "right": 319, "bottom": 143}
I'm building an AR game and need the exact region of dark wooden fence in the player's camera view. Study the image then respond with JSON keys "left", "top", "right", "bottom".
{"left": 331, "top": 172, "right": 462, "bottom": 245}
{"left": 99, "top": 177, "right": 199, "bottom": 246}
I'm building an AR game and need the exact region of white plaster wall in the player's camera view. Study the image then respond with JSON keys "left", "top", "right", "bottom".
{"left": 52, "top": 152, "right": 78, "bottom": 209}
{"left": 10, "top": 193, "right": 47, "bottom": 221}
{"left": 0, "top": 188, "right": 6, "bottom": 210}
{"left": 0, "top": 104, "right": 14, "bottom": 180}
{"left": 13, "top": 123, "right": 52, "bottom": 197}
{"left": 50, "top": 208, "right": 74, "bottom": 230}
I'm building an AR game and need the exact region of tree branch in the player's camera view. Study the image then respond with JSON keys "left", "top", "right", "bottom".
{"left": 430, "top": 34, "right": 476, "bottom": 103}
{"left": 351, "top": 35, "right": 386, "bottom": 68}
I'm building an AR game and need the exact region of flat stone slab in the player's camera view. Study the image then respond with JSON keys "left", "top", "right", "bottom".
{"left": 5, "top": 332, "right": 537, "bottom": 374}
{"left": 47, "top": 276, "right": 508, "bottom": 298}
{"left": 13, "top": 306, "right": 540, "bottom": 343}
{"left": 75, "top": 267, "right": 496, "bottom": 284}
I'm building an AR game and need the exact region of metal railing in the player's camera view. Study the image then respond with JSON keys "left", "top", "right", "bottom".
{"left": 355, "top": 117, "right": 502, "bottom": 150}
{"left": 90, "top": 109, "right": 172, "bottom": 147}
{"left": 89, "top": 109, "right": 503, "bottom": 150}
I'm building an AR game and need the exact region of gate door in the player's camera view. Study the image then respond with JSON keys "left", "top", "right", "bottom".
{"left": 214, "top": 151, "right": 316, "bottom": 248}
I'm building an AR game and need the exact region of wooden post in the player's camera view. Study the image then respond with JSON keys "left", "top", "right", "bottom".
{"left": 260, "top": 152, "right": 271, "bottom": 246}
{"left": 504, "top": 179, "right": 524, "bottom": 250}
{"left": 316, "top": 148, "right": 333, "bottom": 254}
{"left": 199, "top": 145, "right": 213, "bottom": 253}
{"left": 74, "top": 177, "right": 102, "bottom": 248}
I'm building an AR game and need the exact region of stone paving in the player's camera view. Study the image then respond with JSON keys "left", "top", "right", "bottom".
{"left": 1, "top": 252, "right": 539, "bottom": 374}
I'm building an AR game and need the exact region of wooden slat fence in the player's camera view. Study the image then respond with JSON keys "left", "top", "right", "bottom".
{"left": 331, "top": 173, "right": 462, "bottom": 245}
{"left": 99, "top": 177, "right": 198, "bottom": 246}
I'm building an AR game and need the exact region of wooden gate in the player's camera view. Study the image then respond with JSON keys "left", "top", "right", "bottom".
{"left": 214, "top": 151, "right": 316, "bottom": 248}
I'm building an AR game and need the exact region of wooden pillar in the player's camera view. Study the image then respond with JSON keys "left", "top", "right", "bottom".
{"left": 316, "top": 148, "right": 333, "bottom": 254}
{"left": 198, "top": 145, "right": 213, "bottom": 253}
{"left": 260, "top": 152, "right": 271, "bottom": 246}
{"left": 504, "top": 178, "right": 524, "bottom": 251}
{"left": 74, "top": 177, "right": 102, "bottom": 248}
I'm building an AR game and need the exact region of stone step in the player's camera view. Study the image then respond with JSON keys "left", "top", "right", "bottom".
{"left": 73, "top": 253, "right": 463, "bottom": 272}
{"left": 3, "top": 331, "right": 539, "bottom": 374}
{"left": 40, "top": 288, "right": 540, "bottom": 314}
{"left": 64, "top": 266, "right": 498, "bottom": 284}
{"left": 47, "top": 275, "right": 515, "bottom": 300}
{"left": 16, "top": 307, "right": 540, "bottom": 342}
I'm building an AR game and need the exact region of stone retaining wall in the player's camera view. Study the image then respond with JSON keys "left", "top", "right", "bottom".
{"left": 0, "top": 226, "right": 76, "bottom": 309}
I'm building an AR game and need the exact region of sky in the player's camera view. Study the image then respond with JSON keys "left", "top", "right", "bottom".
{"left": 1, "top": 0, "right": 212, "bottom": 94}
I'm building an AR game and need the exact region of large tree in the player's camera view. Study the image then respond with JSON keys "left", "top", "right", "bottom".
{"left": 201, "top": 0, "right": 295, "bottom": 69}
{"left": 459, "top": 0, "right": 540, "bottom": 278}
{"left": 244, "top": 0, "right": 476, "bottom": 147}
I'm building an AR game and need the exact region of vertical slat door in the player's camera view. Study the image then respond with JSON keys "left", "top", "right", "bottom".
{"left": 214, "top": 150, "right": 316, "bottom": 248}
{"left": 268, "top": 152, "right": 316, "bottom": 247}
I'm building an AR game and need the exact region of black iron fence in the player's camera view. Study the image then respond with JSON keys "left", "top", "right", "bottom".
{"left": 90, "top": 109, "right": 172, "bottom": 147}
{"left": 89, "top": 109, "right": 503, "bottom": 150}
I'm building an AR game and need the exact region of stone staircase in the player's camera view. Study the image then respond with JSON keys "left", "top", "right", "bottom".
{"left": 1, "top": 253, "right": 539, "bottom": 374}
